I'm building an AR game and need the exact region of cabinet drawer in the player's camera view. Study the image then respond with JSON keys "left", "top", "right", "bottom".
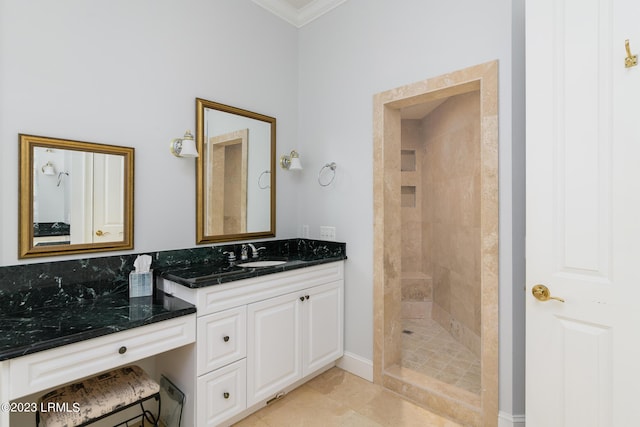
{"left": 9, "top": 315, "right": 196, "bottom": 400}
{"left": 197, "top": 359, "right": 246, "bottom": 427}
{"left": 197, "top": 306, "right": 246, "bottom": 375}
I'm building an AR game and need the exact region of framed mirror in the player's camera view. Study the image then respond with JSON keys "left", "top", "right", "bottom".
{"left": 196, "top": 98, "right": 276, "bottom": 243}
{"left": 19, "top": 134, "right": 134, "bottom": 258}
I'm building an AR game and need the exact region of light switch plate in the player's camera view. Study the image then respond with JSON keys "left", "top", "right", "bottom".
{"left": 302, "top": 225, "right": 310, "bottom": 238}
{"left": 320, "top": 226, "right": 336, "bottom": 241}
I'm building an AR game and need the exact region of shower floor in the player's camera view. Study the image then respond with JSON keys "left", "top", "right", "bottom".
{"left": 401, "top": 317, "right": 481, "bottom": 395}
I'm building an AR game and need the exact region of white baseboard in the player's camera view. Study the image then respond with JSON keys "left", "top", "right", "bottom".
{"left": 498, "top": 411, "right": 526, "bottom": 427}
{"left": 336, "top": 351, "right": 373, "bottom": 382}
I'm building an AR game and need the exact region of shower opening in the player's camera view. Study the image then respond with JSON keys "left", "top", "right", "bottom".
{"left": 373, "top": 61, "right": 499, "bottom": 426}
{"left": 400, "top": 90, "right": 481, "bottom": 396}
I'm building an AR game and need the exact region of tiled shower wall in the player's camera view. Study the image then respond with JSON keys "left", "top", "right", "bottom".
{"left": 401, "top": 120, "right": 432, "bottom": 314}
{"left": 400, "top": 91, "right": 481, "bottom": 357}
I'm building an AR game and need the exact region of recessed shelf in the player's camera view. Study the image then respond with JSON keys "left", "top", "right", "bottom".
{"left": 401, "top": 186, "right": 416, "bottom": 207}
{"left": 401, "top": 150, "right": 416, "bottom": 172}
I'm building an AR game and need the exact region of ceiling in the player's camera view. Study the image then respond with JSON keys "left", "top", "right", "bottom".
{"left": 252, "top": 0, "right": 349, "bottom": 27}
{"left": 400, "top": 99, "right": 448, "bottom": 120}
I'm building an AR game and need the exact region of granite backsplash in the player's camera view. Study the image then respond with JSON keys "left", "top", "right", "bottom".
{"left": 0, "top": 239, "right": 346, "bottom": 315}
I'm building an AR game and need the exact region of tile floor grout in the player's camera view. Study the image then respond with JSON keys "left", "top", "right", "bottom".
{"left": 401, "top": 318, "right": 481, "bottom": 395}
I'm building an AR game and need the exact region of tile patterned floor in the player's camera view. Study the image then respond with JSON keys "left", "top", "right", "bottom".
{"left": 400, "top": 318, "right": 481, "bottom": 395}
{"left": 233, "top": 367, "right": 462, "bottom": 427}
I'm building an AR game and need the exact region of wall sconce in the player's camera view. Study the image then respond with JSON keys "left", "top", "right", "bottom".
{"left": 41, "top": 161, "right": 56, "bottom": 176}
{"left": 170, "top": 130, "right": 199, "bottom": 158}
{"left": 280, "top": 150, "right": 302, "bottom": 170}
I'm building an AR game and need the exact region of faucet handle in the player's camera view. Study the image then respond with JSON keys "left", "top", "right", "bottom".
{"left": 223, "top": 251, "right": 236, "bottom": 262}
{"left": 252, "top": 246, "right": 266, "bottom": 258}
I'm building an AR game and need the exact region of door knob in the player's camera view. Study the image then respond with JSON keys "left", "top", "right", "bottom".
{"left": 95, "top": 230, "right": 110, "bottom": 236}
{"left": 532, "top": 284, "right": 565, "bottom": 303}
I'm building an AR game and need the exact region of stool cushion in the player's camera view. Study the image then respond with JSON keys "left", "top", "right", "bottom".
{"left": 38, "top": 365, "right": 159, "bottom": 427}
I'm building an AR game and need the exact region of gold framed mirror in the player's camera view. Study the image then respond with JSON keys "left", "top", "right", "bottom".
{"left": 19, "top": 134, "right": 134, "bottom": 258}
{"left": 196, "top": 98, "right": 276, "bottom": 243}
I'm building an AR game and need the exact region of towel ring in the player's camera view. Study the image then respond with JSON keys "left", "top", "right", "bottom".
{"left": 318, "top": 162, "right": 337, "bottom": 187}
{"left": 258, "top": 170, "right": 271, "bottom": 189}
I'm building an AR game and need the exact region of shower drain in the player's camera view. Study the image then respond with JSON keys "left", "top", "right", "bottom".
{"left": 402, "top": 329, "right": 413, "bottom": 335}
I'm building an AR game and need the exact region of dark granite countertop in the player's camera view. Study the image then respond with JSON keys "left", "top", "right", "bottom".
{"left": 160, "top": 254, "right": 346, "bottom": 288}
{"left": 0, "top": 239, "right": 344, "bottom": 362}
{"left": 0, "top": 291, "right": 195, "bottom": 361}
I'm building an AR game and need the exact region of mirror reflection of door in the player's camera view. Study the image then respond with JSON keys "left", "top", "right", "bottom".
{"left": 92, "top": 153, "right": 125, "bottom": 243}
{"left": 206, "top": 129, "right": 248, "bottom": 235}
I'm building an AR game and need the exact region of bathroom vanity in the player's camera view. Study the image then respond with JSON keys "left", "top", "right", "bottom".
{"left": 0, "top": 238, "right": 346, "bottom": 427}
{"left": 158, "top": 255, "right": 345, "bottom": 427}
{"left": 0, "top": 291, "right": 196, "bottom": 427}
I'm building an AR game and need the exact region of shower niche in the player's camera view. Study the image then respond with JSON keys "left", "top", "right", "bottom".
{"left": 373, "top": 62, "right": 499, "bottom": 426}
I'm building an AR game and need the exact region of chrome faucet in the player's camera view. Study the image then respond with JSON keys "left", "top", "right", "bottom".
{"left": 240, "top": 244, "right": 249, "bottom": 261}
{"left": 247, "top": 243, "right": 266, "bottom": 259}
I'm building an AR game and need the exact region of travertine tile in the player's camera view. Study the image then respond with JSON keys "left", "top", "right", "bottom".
{"left": 254, "top": 385, "right": 350, "bottom": 427}
{"left": 234, "top": 368, "right": 461, "bottom": 427}
{"left": 374, "top": 61, "right": 498, "bottom": 425}
{"left": 304, "top": 367, "right": 381, "bottom": 412}
{"left": 356, "top": 389, "right": 462, "bottom": 427}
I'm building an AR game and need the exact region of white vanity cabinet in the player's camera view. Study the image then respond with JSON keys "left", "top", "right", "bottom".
{"left": 160, "top": 260, "right": 344, "bottom": 427}
{"left": 247, "top": 280, "right": 343, "bottom": 407}
{"left": 196, "top": 306, "right": 248, "bottom": 426}
{"left": 197, "top": 306, "right": 247, "bottom": 375}
{"left": 197, "top": 359, "right": 247, "bottom": 427}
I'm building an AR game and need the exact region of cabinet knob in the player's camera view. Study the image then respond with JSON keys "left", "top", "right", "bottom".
{"left": 223, "top": 392, "right": 230, "bottom": 399}
{"left": 300, "top": 296, "right": 305, "bottom": 302}
{"left": 118, "top": 346, "right": 127, "bottom": 355}
{"left": 223, "top": 336, "right": 230, "bottom": 342}
{"left": 305, "top": 295, "right": 309, "bottom": 300}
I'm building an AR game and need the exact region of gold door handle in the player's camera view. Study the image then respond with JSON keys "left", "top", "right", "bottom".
{"left": 532, "top": 284, "right": 565, "bottom": 303}
{"left": 95, "top": 230, "right": 110, "bottom": 236}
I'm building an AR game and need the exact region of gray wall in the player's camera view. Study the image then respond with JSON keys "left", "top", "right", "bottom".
{"left": 0, "top": 0, "right": 300, "bottom": 264}
{"left": 296, "top": 0, "right": 525, "bottom": 420}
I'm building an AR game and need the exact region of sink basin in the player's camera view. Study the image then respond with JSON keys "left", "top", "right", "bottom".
{"left": 236, "top": 260, "right": 287, "bottom": 268}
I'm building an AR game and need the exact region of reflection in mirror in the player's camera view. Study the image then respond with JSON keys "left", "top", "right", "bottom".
{"left": 207, "top": 129, "right": 248, "bottom": 235}
{"left": 19, "top": 134, "right": 134, "bottom": 258}
{"left": 196, "top": 99, "right": 275, "bottom": 243}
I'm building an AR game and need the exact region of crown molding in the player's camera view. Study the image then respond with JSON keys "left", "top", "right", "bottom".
{"left": 252, "top": 0, "right": 349, "bottom": 28}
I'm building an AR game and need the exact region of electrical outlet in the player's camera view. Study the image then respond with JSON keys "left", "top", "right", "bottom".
{"left": 302, "top": 225, "right": 310, "bottom": 238}
{"left": 320, "top": 226, "right": 336, "bottom": 241}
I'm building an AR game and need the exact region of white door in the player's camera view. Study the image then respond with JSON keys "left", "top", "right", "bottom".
{"left": 526, "top": 1, "right": 640, "bottom": 426}
{"left": 92, "top": 152, "right": 125, "bottom": 242}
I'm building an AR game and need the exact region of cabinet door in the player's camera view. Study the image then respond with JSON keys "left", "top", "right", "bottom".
{"left": 247, "top": 292, "right": 302, "bottom": 406}
{"left": 197, "top": 359, "right": 246, "bottom": 427}
{"left": 197, "top": 306, "right": 246, "bottom": 375}
{"left": 302, "top": 281, "right": 343, "bottom": 376}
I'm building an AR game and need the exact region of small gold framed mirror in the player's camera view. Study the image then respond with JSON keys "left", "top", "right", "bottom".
{"left": 19, "top": 134, "right": 134, "bottom": 258}
{"left": 196, "top": 98, "right": 276, "bottom": 243}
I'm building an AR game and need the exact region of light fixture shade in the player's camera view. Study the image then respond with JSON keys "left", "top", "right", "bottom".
{"left": 170, "top": 130, "right": 199, "bottom": 158}
{"left": 280, "top": 149, "right": 302, "bottom": 170}
{"left": 178, "top": 138, "right": 199, "bottom": 157}
{"left": 41, "top": 161, "right": 55, "bottom": 175}
{"left": 289, "top": 156, "right": 302, "bottom": 170}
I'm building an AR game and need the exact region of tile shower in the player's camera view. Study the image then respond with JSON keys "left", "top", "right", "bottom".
{"left": 400, "top": 91, "right": 481, "bottom": 395}
{"left": 373, "top": 61, "right": 499, "bottom": 426}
